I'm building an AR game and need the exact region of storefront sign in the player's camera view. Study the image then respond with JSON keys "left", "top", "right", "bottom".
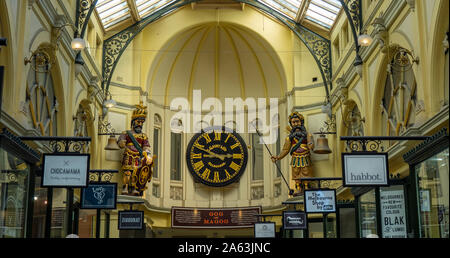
{"left": 42, "top": 154, "right": 89, "bottom": 187}
{"left": 171, "top": 207, "right": 261, "bottom": 228}
{"left": 283, "top": 211, "right": 307, "bottom": 230}
{"left": 380, "top": 190, "right": 407, "bottom": 238}
{"left": 342, "top": 153, "right": 389, "bottom": 186}
{"left": 118, "top": 211, "right": 144, "bottom": 230}
{"left": 254, "top": 222, "right": 276, "bottom": 238}
{"left": 80, "top": 183, "right": 117, "bottom": 209}
{"left": 304, "top": 189, "right": 336, "bottom": 213}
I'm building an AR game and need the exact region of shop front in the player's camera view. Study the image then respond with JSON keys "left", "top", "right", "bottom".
{"left": 350, "top": 129, "right": 449, "bottom": 238}
{"left": 0, "top": 128, "right": 40, "bottom": 238}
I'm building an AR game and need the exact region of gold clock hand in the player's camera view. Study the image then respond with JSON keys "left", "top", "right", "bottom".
{"left": 195, "top": 146, "right": 224, "bottom": 161}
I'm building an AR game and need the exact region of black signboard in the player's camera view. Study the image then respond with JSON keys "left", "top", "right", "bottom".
{"left": 171, "top": 206, "right": 261, "bottom": 228}
{"left": 80, "top": 182, "right": 117, "bottom": 209}
{"left": 283, "top": 211, "right": 307, "bottom": 230}
{"left": 118, "top": 210, "right": 144, "bottom": 230}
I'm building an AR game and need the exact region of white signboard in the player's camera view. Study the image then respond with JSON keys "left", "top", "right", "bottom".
{"left": 342, "top": 153, "right": 389, "bottom": 186}
{"left": 254, "top": 222, "right": 276, "bottom": 238}
{"left": 42, "top": 154, "right": 89, "bottom": 187}
{"left": 304, "top": 189, "right": 336, "bottom": 213}
{"left": 380, "top": 190, "right": 407, "bottom": 238}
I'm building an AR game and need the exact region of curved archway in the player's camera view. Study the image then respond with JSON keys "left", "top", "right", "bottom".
{"left": 429, "top": 0, "right": 449, "bottom": 113}
{"left": 145, "top": 22, "right": 287, "bottom": 106}
{"left": 102, "top": 0, "right": 331, "bottom": 98}
{"left": 0, "top": 0, "right": 14, "bottom": 112}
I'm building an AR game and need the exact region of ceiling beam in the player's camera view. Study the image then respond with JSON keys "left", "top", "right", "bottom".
{"left": 296, "top": 0, "right": 311, "bottom": 23}
{"left": 127, "top": 0, "right": 140, "bottom": 22}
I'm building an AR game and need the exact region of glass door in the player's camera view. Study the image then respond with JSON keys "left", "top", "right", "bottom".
{"left": 416, "top": 148, "right": 449, "bottom": 238}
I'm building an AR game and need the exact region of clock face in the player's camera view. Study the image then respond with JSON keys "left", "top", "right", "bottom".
{"left": 186, "top": 127, "right": 248, "bottom": 187}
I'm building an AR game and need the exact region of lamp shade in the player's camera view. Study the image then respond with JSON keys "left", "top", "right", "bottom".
{"left": 358, "top": 34, "right": 373, "bottom": 46}
{"left": 71, "top": 37, "right": 86, "bottom": 50}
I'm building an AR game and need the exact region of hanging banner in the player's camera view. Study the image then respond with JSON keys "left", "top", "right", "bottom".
{"left": 283, "top": 211, "right": 307, "bottom": 230}
{"left": 254, "top": 222, "right": 276, "bottom": 238}
{"left": 171, "top": 207, "right": 261, "bottom": 228}
{"left": 342, "top": 152, "right": 389, "bottom": 186}
{"left": 304, "top": 189, "right": 336, "bottom": 213}
{"left": 380, "top": 189, "right": 407, "bottom": 238}
{"left": 118, "top": 210, "right": 144, "bottom": 230}
{"left": 42, "top": 153, "right": 90, "bottom": 187}
{"left": 80, "top": 182, "right": 117, "bottom": 209}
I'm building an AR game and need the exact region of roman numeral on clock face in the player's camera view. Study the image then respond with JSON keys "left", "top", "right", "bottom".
{"left": 203, "top": 133, "right": 212, "bottom": 143}
{"left": 213, "top": 171, "right": 220, "bottom": 183}
{"left": 225, "top": 169, "right": 232, "bottom": 180}
{"left": 229, "top": 162, "right": 241, "bottom": 172}
{"left": 201, "top": 168, "right": 211, "bottom": 180}
{"left": 214, "top": 132, "right": 221, "bottom": 141}
{"left": 225, "top": 134, "right": 231, "bottom": 143}
{"left": 231, "top": 142, "right": 240, "bottom": 149}
{"left": 233, "top": 153, "right": 243, "bottom": 159}
{"left": 194, "top": 161, "right": 204, "bottom": 171}
{"left": 191, "top": 153, "right": 202, "bottom": 159}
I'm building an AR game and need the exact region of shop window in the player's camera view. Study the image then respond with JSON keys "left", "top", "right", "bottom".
{"left": 339, "top": 207, "right": 357, "bottom": 238}
{"left": 358, "top": 189, "right": 378, "bottom": 238}
{"left": 0, "top": 149, "right": 30, "bottom": 238}
{"left": 416, "top": 148, "right": 449, "bottom": 238}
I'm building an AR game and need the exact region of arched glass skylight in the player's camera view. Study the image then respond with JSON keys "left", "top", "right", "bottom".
{"left": 95, "top": 0, "right": 342, "bottom": 31}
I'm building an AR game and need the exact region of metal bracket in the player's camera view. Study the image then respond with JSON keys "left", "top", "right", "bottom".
{"left": 75, "top": 0, "right": 99, "bottom": 38}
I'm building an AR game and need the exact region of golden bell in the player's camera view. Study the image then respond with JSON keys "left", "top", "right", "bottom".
{"left": 313, "top": 134, "right": 332, "bottom": 154}
{"left": 105, "top": 134, "right": 120, "bottom": 150}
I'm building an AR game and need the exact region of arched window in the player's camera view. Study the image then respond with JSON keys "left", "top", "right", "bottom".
{"left": 381, "top": 47, "right": 417, "bottom": 139}
{"left": 25, "top": 50, "right": 58, "bottom": 136}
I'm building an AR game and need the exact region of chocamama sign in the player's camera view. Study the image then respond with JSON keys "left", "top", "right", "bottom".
{"left": 342, "top": 153, "right": 389, "bottom": 186}
{"left": 42, "top": 154, "right": 89, "bottom": 187}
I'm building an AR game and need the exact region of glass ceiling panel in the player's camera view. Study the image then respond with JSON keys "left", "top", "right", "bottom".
{"left": 257, "top": 0, "right": 302, "bottom": 20}
{"left": 96, "top": 0, "right": 131, "bottom": 29}
{"left": 94, "top": 0, "right": 342, "bottom": 32}
{"left": 305, "top": 0, "right": 341, "bottom": 28}
{"left": 137, "top": 0, "right": 176, "bottom": 19}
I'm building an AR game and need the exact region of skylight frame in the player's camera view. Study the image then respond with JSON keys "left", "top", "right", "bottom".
{"left": 94, "top": 0, "right": 342, "bottom": 32}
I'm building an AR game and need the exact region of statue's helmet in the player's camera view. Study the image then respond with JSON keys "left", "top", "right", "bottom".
{"left": 131, "top": 101, "right": 147, "bottom": 125}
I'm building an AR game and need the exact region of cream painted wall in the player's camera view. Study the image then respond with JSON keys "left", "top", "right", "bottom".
{"left": 0, "top": 0, "right": 448, "bottom": 235}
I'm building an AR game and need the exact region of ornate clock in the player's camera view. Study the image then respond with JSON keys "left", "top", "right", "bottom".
{"left": 186, "top": 127, "right": 248, "bottom": 187}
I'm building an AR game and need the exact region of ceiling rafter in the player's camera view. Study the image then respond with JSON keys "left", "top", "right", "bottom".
{"left": 127, "top": 0, "right": 141, "bottom": 22}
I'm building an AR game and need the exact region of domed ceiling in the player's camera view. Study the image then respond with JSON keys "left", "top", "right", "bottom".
{"left": 147, "top": 22, "right": 287, "bottom": 106}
